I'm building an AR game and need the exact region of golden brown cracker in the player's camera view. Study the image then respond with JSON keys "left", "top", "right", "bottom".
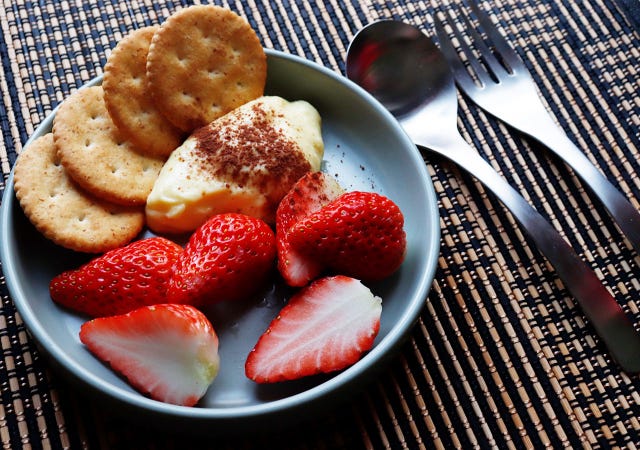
{"left": 53, "top": 85, "right": 164, "bottom": 206}
{"left": 146, "top": 5, "right": 267, "bottom": 132}
{"left": 13, "top": 133, "right": 145, "bottom": 253}
{"left": 103, "top": 26, "right": 184, "bottom": 159}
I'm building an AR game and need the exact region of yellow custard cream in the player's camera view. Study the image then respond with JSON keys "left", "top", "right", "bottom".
{"left": 145, "top": 96, "right": 324, "bottom": 234}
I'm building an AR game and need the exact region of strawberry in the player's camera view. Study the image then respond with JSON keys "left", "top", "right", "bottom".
{"left": 50, "top": 237, "right": 183, "bottom": 317}
{"left": 287, "top": 191, "right": 406, "bottom": 281}
{"left": 79, "top": 304, "right": 220, "bottom": 406}
{"left": 245, "top": 275, "right": 382, "bottom": 383}
{"left": 276, "top": 172, "right": 344, "bottom": 286}
{"left": 168, "top": 213, "right": 276, "bottom": 307}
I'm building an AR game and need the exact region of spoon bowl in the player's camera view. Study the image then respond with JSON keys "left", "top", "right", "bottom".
{"left": 346, "top": 20, "right": 459, "bottom": 149}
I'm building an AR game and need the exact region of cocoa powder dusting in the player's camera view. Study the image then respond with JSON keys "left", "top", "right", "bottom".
{"left": 193, "top": 103, "right": 311, "bottom": 211}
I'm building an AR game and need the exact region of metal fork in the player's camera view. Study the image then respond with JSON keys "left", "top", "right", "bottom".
{"left": 434, "top": 2, "right": 640, "bottom": 255}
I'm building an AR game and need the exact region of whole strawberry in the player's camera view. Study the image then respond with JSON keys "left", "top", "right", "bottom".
{"left": 80, "top": 303, "right": 220, "bottom": 406}
{"left": 50, "top": 237, "right": 183, "bottom": 317}
{"left": 287, "top": 191, "right": 406, "bottom": 281}
{"left": 168, "top": 213, "right": 277, "bottom": 306}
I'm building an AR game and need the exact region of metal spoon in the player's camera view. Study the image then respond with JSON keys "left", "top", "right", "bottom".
{"left": 346, "top": 20, "right": 640, "bottom": 372}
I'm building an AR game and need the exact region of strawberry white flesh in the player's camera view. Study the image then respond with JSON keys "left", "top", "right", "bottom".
{"left": 80, "top": 304, "right": 220, "bottom": 407}
{"left": 278, "top": 244, "right": 323, "bottom": 287}
{"left": 245, "top": 275, "right": 382, "bottom": 383}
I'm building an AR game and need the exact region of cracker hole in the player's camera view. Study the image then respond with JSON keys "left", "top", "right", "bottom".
{"left": 77, "top": 214, "right": 86, "bottom": 222}
{"left": 175, "top": 46, "right": 190, "bottom": 62}
{"left": 200, "top": 27, "right": 211, "bottom": 39}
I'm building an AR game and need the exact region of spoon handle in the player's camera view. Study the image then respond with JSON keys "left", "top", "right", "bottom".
{"left": 424, "top": 134, "right": 640, "bottom": 373}
{"left": 517, "top": 109, "right": 640, "bottom": 255}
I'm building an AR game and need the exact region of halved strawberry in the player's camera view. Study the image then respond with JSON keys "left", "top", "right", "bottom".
{"left": 79, "top": 304, "right": 220, "bottom": 407}
{"left": 287, "top": 191, "right": 406, "bottom": 281}
{"left": 168, "top": 213, "right": 276, "bottom": 307}
{"left": 245, "top": 275, "right": 382, "bottom": 383}
{"left": 50, "top": 237, "right": 183, "bottom": 317}
{"left": 276, "top": 172, "right": 344, "bottom": 286}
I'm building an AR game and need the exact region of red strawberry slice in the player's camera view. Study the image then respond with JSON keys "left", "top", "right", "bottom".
{"left": 276, "top": 172, "right": 344, "bottom": 286}
{"left": 288, "top": 191, "right": 406, "bottom": 281}
{"left": 245, "top": 275, "right": 382, "bottom": 383}
{"left": 50, "top": 237, "right": 183, "bottom": 317}
{"left": 168, "top": 213, "right": 276, "bottom": 307}
{"left": 80, "top": 304, "right": 219, "bottom": 406}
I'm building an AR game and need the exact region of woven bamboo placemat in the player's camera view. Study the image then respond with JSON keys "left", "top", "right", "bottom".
{"left": 1, "top": 0, "right": 639, "bottom": 448}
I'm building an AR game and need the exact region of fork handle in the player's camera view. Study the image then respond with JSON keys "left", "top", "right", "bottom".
{"left": 518, "top": 113, "right": 640, "bottom": 254}
{"left": 423, "top": 134, "right": 640, "bottom": 373}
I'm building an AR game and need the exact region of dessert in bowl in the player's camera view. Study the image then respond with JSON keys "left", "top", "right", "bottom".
{"left": 0, "top": 5, "right": 439, "bottom": 432}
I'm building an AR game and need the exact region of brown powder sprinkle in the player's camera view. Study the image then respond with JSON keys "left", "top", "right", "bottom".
{"left": 192, "top": 102, "right": 312, "bottom": 210}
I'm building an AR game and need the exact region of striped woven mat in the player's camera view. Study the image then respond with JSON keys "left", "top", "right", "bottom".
{"left": 1, "top": 0, "right": 639, "bottom": 448}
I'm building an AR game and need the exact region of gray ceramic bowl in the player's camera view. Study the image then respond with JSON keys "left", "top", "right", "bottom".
{"left": 0, "top": 49, "right": 440, "bottom": 433}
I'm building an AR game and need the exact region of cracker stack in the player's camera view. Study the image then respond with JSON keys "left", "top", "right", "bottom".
{"left": 13, "top": 5, "right": 267, "bottom": 253}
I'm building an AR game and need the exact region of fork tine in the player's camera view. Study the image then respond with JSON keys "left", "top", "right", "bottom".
{"left": 468, "top": 0, "right": 526, "bottom": 73}
{"left": 435, "top": 9, "right": 494, "bottom": 89}
{"left": 433, "top": 15, "right": 474, "bottom": 89}
{"left": 459, "top": 9, "right": 511, "bottom": 79}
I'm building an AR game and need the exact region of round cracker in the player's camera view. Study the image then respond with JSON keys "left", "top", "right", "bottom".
{"left": 146, "top": 5, "right": 267, "bottom": 132}
{"left": 53, "top": 85, "right": 164, "bottom": 206}
{"left": 103, "top": 26, "right": 184, "bottom": 158}
{"left": 13, "top": 133, "right": 145, "bottom": 253}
